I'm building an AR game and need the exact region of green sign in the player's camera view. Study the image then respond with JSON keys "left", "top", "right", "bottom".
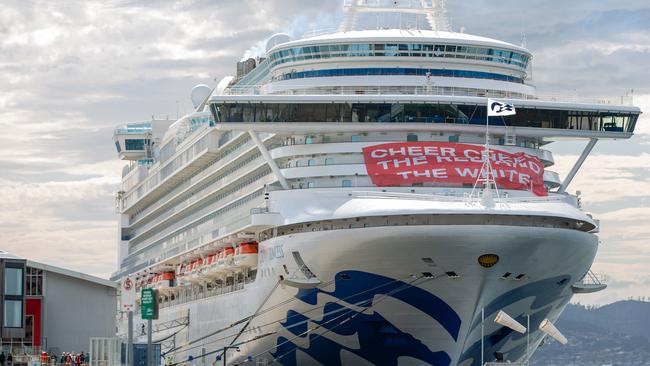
{"left": 141, "top": 288, "right": 158, "bottom": 320}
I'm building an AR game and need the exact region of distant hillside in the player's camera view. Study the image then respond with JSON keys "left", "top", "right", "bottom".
{"left": 530, "top": 300, "right": 650, "bottom": 366}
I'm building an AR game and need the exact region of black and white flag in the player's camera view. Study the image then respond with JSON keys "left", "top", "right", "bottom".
{"left": 487, "top": 99, "right": 516, "bottom": 116}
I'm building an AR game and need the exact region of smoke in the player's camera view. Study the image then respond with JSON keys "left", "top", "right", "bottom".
{"left": 239, "top": 3, "right": 344, "bottom": 61}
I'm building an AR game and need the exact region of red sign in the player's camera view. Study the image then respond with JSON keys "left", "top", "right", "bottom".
{"left": 362, "top": 142, "right": 547, "bottom": 196}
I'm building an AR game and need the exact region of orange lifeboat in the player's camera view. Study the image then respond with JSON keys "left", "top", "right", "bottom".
{"left": 205, "top": 252, "right": 220, "bottom": 279}
{"left": 234, "top": 242, "right": 259, "bottom": 269}
{"left": 189, "top": 258, "right": 204, "bottom": 282}
{"left": 216, "top": 247, "right": 235, "bottom": 273}
{"left": 155, "top": 271, "right": 175, "bottom": 293}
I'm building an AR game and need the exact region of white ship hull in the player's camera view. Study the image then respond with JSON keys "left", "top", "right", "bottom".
{"left": 145, "top": 220, "right": 596, "bottom": 366}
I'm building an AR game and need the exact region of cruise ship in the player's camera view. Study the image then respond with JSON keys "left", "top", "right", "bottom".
{"left": 111, "top": 1, "right": 641, "bottom": 365}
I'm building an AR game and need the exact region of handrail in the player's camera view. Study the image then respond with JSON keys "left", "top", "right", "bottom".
{"left": 222, "top": 84, "right": 634, "bottom": 106}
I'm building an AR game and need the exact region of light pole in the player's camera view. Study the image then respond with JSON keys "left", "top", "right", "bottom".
{"left": 220, "top": 346, "right": 240, "bottom": 366}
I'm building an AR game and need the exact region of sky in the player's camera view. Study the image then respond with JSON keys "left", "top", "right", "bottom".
{"left": 0, "top": 0, "right": 648, "bottom": 305}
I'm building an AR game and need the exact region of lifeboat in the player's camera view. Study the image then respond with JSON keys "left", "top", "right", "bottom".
{"left": 233, "top": 242, "right": 259, "bottom": 269}
{"left": 216, "top": 247, "right": 235, "bottom": 274}
{"left": 155, "top": 272, "right": 175, "bottom": 293}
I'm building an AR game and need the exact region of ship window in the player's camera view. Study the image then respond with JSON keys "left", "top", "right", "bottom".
{"left": 342, "top": 179, "right": 352, "bottom": 187}
{"left": 448, "top": 135, "right": 460, "bottom": 143}
{"left": 115, "top": 141, "right": 122, "bottom": 153}
{"left": 125, "top": 139, "right": 147, "bottom": 151}
{"left": 407, "top": 133, "right": 418, "bottom": 142}
{"left": 305, "top": 136, "right": 314, "bottom": 144}
{"left": 307, "top": 182, "right": 315, "bottom": 188}
{"left": 307, "top": 159, "right": 316, "bottom": 166}
{"left": 325, "top": 158, "right": 334, "bottom": 165}
{"left": 351, "top": 135, "right": 361, "bottom": 142}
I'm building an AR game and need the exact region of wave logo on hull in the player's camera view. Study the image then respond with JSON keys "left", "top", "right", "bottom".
{"left": 271, "top": 270, "right": 461, "bottom": 366}
{"left": 458, "top": 275, "right": 573, "bottom": 366}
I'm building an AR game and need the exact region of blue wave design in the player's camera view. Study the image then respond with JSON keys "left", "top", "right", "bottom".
{"left": 271, "top": 270, "right": 461, "bottom": 366}
{"left": 458, "top": 275, "right": 573, "bottom": 366}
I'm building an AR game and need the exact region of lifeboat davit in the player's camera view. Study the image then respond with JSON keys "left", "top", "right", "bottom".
{"left": 189, "top": 258, "right": 204, "bottom": 283}
{"left": 216, "top": 247, "right": 235, "bottom": 274}
{"left": 204, "top": 252, "right": 220, "bottom": 279}
{"left": 233, "top": 242, "right": 259, "bottom": 270}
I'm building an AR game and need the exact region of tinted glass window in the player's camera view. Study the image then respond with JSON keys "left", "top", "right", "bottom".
{"left": 4, "top": 267, "right": 23, "bottom": 296}
{"left": 3, "top": 300, "right": 22, "bottom": 328}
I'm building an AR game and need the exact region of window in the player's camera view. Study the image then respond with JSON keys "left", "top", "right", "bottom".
{"left": 124, "top": 139, "right": 148, "bottom": 151}
{"left": 115, "top": 141, "right": 122, "bottom": 153}
{"left": 407, "top": 133, "right": 418, "bottom": 142}
{"left": 4, "top": 267, "right": 23, "bottom": 296}
{"left": 448, "top": 135, "right": 460, "bottom": 143}
{"left": 342, "top": 180, "right": 352, "bottom": 187}
{"left": 307, "top": 182, "right": 315, "bottom": 188}
{"left": 3, "top": 300, "right": 22, "bottom": 328}
{"left": 25, "top": 267, "right": 43, "bottom": 296}
{"left": 305, "top": 136, "right": 314, "bottom": 144}
{"left": 351, "top": 135, "right": 361, "bottom": 142}
{"left": 325, "top": 158, "right": 334, "bottom": 165}
{"left": 307, "top": 159, "right": 316, "bottom": 166}
{"left": 295, "top": 160, "right": 301, "bottom": 167}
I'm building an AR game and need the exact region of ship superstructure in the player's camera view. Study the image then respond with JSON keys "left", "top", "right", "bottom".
{"left": 112, "top": 2, "right": 640, "bottom": 365}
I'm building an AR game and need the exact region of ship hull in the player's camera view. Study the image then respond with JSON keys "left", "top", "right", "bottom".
{"left": 150, "top": 223, "right": 596, "bottom": 366}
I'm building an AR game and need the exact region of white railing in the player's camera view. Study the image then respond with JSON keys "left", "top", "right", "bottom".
{"left": 223, "top": 84, "right": 634, "bottom": 106}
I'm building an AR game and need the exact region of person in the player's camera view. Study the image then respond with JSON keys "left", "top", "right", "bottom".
{"left": 79, "top": 352, "right": 85, "bottom": 365}
{"left": 6, "top": 353, "right": 12, "bottom": 366}
{"left": 60, "top": 354, "right": 66, "bottom": 365}
{"left": 74, "top": 353, "right": 80, "bottom": 366}
{"left": 65, "top": 353, "right": 72, "bottom": 366}
{"left": 0, "top": 352, "right": 5, "bottom": 366}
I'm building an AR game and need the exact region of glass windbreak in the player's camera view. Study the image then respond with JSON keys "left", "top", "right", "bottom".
{"left": 214, "top": 102, "right": 638, "bottom": 133}
{"left": 268, "top": 43, "right": 531, "bottom": 69}
{"left": 3, "top": 299, "right": 23, "bottom": 328}
{"left": 4, "top": 267, "right": 23, "bottom": 296}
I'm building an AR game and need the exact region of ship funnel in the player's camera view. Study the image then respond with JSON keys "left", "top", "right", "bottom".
{"left": 494, "top": 310, "right": 527, "bottom": 334}
{"left": 539, "top": 318, "right": 568, "bottom": 345}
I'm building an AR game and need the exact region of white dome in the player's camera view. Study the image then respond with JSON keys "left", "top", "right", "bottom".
{"left": 191, "top": 84, "right": 212, "bottom": 109}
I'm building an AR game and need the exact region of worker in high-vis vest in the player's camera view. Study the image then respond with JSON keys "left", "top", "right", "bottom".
{"left": 167, "top": 355, "right": 173, "bottom": 366}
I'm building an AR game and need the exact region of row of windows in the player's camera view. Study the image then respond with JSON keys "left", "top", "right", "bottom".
{"left": 128, "top": 135, "right": 254, "bottom": 225}
{"left": 268, "top": 43, "right": 530, "bottom": 69}
{"left": 128, "top": 152, "right": 264, "bottom": 240}
{"left": 214, "top": 103, "right": 638, "bottom": 133}
{"left": 276, "top": 68, "right": 523, "bottom": 84}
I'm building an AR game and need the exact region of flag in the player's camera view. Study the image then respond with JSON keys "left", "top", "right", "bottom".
{"left": 488, "top": 99, "right": 516, "bottom": 116}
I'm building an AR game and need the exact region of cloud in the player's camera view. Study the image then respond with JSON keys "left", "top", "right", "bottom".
{"left": 0, "top": 1, "right": 648, "bottom": 306}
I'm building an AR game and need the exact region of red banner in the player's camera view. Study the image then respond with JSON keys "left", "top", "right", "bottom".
{"left": 362, "top": 142, "right": 547, "bottom": 196}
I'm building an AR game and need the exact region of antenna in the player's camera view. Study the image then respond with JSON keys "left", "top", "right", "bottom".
{"left": 339, "top": 0, "right": 450, "bottom": 32}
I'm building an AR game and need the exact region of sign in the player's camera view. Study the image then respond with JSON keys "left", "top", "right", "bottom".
{"left": 488, "top": 98, "right": 516, "bottom": 116}
{"left": 362, "top": 142, "right": 547, "bottom": 196}
{"left": 121, "top": 276, "right": 136, "bottom": 312}
{"left": 140, "top": 288, "right": 158, "bottom": 320}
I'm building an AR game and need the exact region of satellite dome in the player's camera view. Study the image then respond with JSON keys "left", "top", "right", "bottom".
{"left": 190, "top": 84, "right": 212, "bottom": 109}
{"left": 265, "top": 33, "right": 291, "bottom": 53}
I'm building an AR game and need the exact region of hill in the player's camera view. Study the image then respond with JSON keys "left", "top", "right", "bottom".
{"left": 530, "top": 300, "right": 650, "bottom": 366}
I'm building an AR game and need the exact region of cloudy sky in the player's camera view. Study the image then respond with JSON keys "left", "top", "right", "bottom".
{"left": 0, "top": 0, "right": 648, "bottom": 305}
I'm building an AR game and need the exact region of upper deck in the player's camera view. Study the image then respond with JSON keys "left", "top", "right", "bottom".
{"left": 208, "top": 94, "right": 640, "bottom": 140}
